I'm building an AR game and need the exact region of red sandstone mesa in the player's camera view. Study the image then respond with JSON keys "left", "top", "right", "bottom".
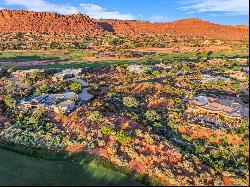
{"left": 0, "top": 9, "right": 248, "bottom": 41}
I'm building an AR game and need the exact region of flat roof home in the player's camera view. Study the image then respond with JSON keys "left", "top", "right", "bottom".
{"left": 18, "top": 95, "right": 48, "bottom": 110}
{"left": 186, "top": 96, "right": 248, "bottom": 128}
{"left": 63, "top": 92, "right": 78, "bottom": 100}
{"left": 52, "top": 69, "right": 82, "bottom": 81}
{"left": 127, "top": 65, "right": 150, "bottom": 74}
{"left": 207, "top": 59, "right": 226, "bottom": 64}
{"left": 242, "top": 66, "right": 249, "bottom": 73}
{"left": 201, "top": 74, "right": 230, "bottom": 83}
{"left": 154, "top": 63, "right": 172, "bottom": 70}
{"left": 53, "top": 100, "right": 76, "bottom": 114}
{"left": 231, "top": 58, "right": 248, "bottom": 64}
{"left": 11, "top": 69, "right": 44, "bottom": 78}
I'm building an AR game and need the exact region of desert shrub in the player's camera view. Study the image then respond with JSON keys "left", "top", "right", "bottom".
{"left": 135, "top": 129, "right": 144, "bottom": 137}
{"left": 123, "top": 96, "right": 139, "bottom": 108}
{"left": 100, "top": 125, "right": 114, "bottom": 136}
{"left": 115, "top": 130, "right": 132, "bottom": 144}
{"left": 77, "top": 135, "right": 85, "bottom": 142}
{"left": 107, "top": 142, "right": 118, "bottom": 154}
{"left": 69, "top": 81, "right": 82, "bottom": 93}
{"left": 35, "top": 84, "right": 51, "bottom": 94}
{"left": 232, "top": 66, "right": 241, "bottom": 71}
{"left": 86, "top": 141, "right": 95, "bottom": 149}
{"left": 144, "top": 133, "right": 154, "bottom": 144}
{"left": 145, "top": 110, "right": 161, "bottom": 122}
{"left": 123, "top": 144, "right": 140, "bottom": 159}
{"left": 3, "top": 96, "right": 16, "bottom": 109}
{"left": 112, "top": 155, "right": 128, "bottom": 167}
{"left": 0, "top": 112, "right": 68, "bottom": 149}
{"left": 97, "top": 140, "right": 106, "bottom": 147}
{"left": 236, "top": 118, "right": 249, "bottom": 135}
{"left": 153, "top": 122, "right": 163, "bottom": 128}
{"left": 6, "top": 67, "right": 17, "bottom": 74}
{"left": 87, "top": 111, "right": 103, "bottom": 122}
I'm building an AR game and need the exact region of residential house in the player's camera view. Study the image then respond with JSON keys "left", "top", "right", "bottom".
{"left": 52, "top": 69, "right": 82, "bottom": 81}
{"left": 127, "top": 65, "right": 150, "bottom": 74}
{"left": 186, "top": 96, "right": 248, "bottom": 128}
{"left": 53, "top": 100, "right": 76, "bottom": 114}
{"left": 18, "top": 95, "right": 48, "bottom": 110}
{"left": 154, "top": 63, "right": 172, "bottom": 70}
{"left": 207, "top": 59, "right": 226, "bottom": 64}
{"left": 11, "top": 69, "right": 44, "bottom": 78}
{"left": 242, "top": 66, "right": 249, "bottom": 73}
{"left": 231, "top": 58, "right": 248, "bottom": 64}
{"left": 201, "top": 74, "right": 230, "bottom": 84}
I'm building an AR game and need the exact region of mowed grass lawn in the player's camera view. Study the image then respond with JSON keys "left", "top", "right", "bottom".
{"left": 0, "top": 148, "right": 143, "bottom": 186}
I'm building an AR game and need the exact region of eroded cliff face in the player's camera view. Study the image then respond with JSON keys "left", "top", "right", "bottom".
{"left": 0, "top": 9, "right": 249, "bottom": 41}
{"left": 0, "top": 9, "right": 105, "bottom": 34}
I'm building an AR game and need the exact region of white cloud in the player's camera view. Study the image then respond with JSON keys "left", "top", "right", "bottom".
{"left": 180, "top": 0, "right": 249, "bottom": 15}
{"left": 150, "top": 15, "right": 166, "bottom": 22}
{"left": 80, "top": 3, "right": 135, "bottom": 20}
{"left": 2, "top": 0, "right": 135, "bottom": 20}
{"left": 3, "top": 0, "right": 79, "bottom": 14}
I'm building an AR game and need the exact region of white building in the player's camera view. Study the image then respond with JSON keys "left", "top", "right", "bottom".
{"left": 53, "top": 100, "right": 76, "bottom": 114}
{"left": 127, "top": 65, "right": 150, "bottom": 73}
{"left": 52, "top": 69, "right": 82, "bottom": 81}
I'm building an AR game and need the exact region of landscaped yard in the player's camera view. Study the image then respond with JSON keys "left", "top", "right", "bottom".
{"left": 0, "top": 148, "right": 143, "bottom": 186}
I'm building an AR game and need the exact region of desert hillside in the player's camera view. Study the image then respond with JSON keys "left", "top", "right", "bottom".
{"left": 101, "top": 18, "right": 249, "bottom": 41}
{"left": 0, "top": 9, "right": 249, "bottom": 41}
{"left": 0, "top": 9, "right": 105, "bottom": 34}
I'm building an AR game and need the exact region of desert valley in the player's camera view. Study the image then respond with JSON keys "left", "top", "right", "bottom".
{"left": 0, "top": 6, "right": 249, "bottom": 186}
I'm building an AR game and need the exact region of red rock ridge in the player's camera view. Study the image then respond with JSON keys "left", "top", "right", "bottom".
{"left": 0, "top": 9, "right": 105, "bottom": 34}
{"left": 0, "top": 9, "right": 249, "bottom": 41}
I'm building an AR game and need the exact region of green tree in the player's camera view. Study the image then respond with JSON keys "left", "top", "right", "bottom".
{"left": 115, "top": 130, "right": 132, "bottom": 144}
{"left": 145, "top": 110, "right": 161, "bottom": 122}
{"left": 69, "top": 82, "right": 82, "bottom": 93}
{"left": 35, "top": 84, "right": 51, "bottom": 94}
{"left": 88, "top": 111, "right": 103, "bottom": 122}
{"left": 123, "top": 96, "right": 139, "bottom": 108}
{"left": 100, "top": 125, "right": 114, "bottom": 136}
{"left": 3, "top": 96, "right": 16, "bottom": 109}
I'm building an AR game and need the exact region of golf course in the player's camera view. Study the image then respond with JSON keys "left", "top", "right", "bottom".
{"left": 0, "top": 148, "right": 143, "bottom": 186}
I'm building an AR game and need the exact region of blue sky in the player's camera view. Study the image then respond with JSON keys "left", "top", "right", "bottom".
{"left": 0, "top": 0, "right": 249, "bottom": 25}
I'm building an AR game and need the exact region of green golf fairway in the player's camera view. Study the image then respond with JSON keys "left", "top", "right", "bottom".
{"left": 0, "top": 148, "right": 143, "bottom": 186}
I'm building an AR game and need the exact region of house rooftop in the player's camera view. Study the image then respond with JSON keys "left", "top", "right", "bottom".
{"left": 191, "top": 96, "right": 248, "bottom": 118}
{"left": 56, "top": 100, "right": 75, "bottom": 108}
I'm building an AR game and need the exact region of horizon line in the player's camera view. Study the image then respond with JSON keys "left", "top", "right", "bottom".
{"left": 0, "top": 8, "right": 249, "bottom": 27}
